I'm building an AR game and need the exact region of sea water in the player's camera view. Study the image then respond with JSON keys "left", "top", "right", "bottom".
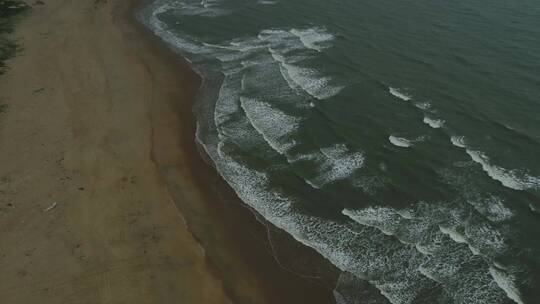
{"left": 137, "top": 0, "right": 540, "bottom": 303}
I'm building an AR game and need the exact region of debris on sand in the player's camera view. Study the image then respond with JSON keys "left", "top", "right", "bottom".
{"left": 43, "top": 202, "right": 58, "bottom": 212}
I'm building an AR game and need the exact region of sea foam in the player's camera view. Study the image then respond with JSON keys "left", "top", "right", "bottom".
{"left": 141, "top": 2, "right": 531, "bottom": 303}
{"left": 450, "top": 135, "right": 467, "bottom": 148}
{"left": 240, "top": 97, "right": 301, "bottom": 154}
{"left": 342, "top": 202, "right": 516, "bottom": 304}
{"left": 389, "top": 135, "right": 413, "bottom": 148}
{"left": 389, "top": 87, "right": 412, "bottom": 101}
{"left": 290, "top": 27, "right": 335, "bottom": 51}
{"left": 466, "top": 149, "right": 540, "bottom": 190}
{"left": 423, "top": 116, "right": 445, "bottom": 129}
{"left": 489, "top": 267, "right": 524, "bottom": 304}
{"left": 389, "top": 135, "right": 426, "bottom": 148}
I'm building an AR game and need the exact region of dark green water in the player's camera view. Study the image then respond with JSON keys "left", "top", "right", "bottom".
{"left": 0, "top": 1, "right": 27, "bottom": 75}
{"left": 139, "top": 0, "right": 540, "bottom": 303}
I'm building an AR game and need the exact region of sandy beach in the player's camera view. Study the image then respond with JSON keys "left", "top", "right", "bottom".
{"left": 0, "top": 0, "right": 335, "bottom": 303}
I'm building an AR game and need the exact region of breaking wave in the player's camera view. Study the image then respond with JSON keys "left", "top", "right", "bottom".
{"left": 139, "top": 2, "right": 539, "bottom": 303}
{"left": 389, "top": 87, "right": 412, "bottom": 101}
{"left": 389, "top": 135, "right": 413, "bottom": 148}
{"left": 389, "top": 135, "right": 426, "bottom": 148}
{"left": 451, "top": 135, "right": 540, "bottom": 191}
{"left": 466, "top": 149, "right": 540, "bottom": 191}
{"left": 291, "top": 27, "right": 335, "bottom": 51}
{"left": 423, "top": 116, "right": 445, "bottom": 129}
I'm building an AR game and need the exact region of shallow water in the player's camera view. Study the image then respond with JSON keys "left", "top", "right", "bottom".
{"left": 138, "top": 0, "right": 540, "bottom": 303}
{"left": 0, "top": 1, "right": 28, "bottom": 75}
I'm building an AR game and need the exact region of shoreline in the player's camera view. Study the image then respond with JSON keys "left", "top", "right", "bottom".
{"left": 0, "top": 0, "right": 337, "bottom": 303}
{"left": 128, "top": 0, "right": 340, "bottom": 302}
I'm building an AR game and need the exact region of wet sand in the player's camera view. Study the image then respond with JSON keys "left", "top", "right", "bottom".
{"left": 0, "top": 0, "right": 336, "bottom": 303}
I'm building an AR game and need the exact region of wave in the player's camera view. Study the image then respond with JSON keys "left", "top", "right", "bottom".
{"left": 317, "top": 144, "right": 365, "bottom": 184}
{"left": 141, "top": 3, "right": 534, "bottom": 304}
{"left": 389, "top": 135, "right": 426, "bottom": 148}
{"left": 438, "top": 225, "right": 468, "bottom": 244}
{"left": 530, "top": 203, "right": 540, "bottom": 214}
{"left": 290, "top": 27, "right": 335, "bottom": 52}
{"left": 172, "top": 0, "right": 231, "bottom": 17}
{"left": 388, "top": 87, "right": 412, "bottom": 101}
{"left": 215, "top": 150, "right": 426, "bottom": 304}
{"left": 281, "top": 63, "right": 344, "bottom": 99}
{"left": 269, "top": 47, "right": 344, "bottom": 99}
{"left": 240, "top": 96, "right": 301, "bottom": 154}
{"left": 143, "top": 2, "right": 345, "bottom": 101}
{"left": 466, "top": 149, "right": 540, "bottom": 191}
{"left": 450, "top": 135, "right": 466, "bottom": 148}
{"left": 489, "top": 267, "right": 524, "bottom": 304}
{"left": 342, "top": 201, "right": 521, "bottom": 304}
{"left": 414, "top": 101, "right": 431, "bottom": 110}
{"left": 437, "top": 167, "right": 517, "bottom": 225}
{"left": 389, "top": 135, "right": 413, "bottom": 148}
{"left": 449, "top": 135, "right": 540, "bottom": 191}
{"left": 468, "top": 195, "right": 514, "bottom": 223}
{"left": 290, "top": 144, "right": 365, "bottom": 188}
{"left": 423, "top": 116, "right": 445, "bottom": 129}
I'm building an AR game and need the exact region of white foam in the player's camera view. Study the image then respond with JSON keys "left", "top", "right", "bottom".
{"left": 141, "top": 2, "right": 219, "bottom": 56}
{"left": 466, "top": 149, "right": 540, "bottom": 190}
{"left": 389, "top": 135, "right": 428, "bottom": 148}
{"left": 389, "top": 135, "right": 413, "bottom": 148}
{"left": 463, "top": 220, "right": 508, "bottom": 255}
{"left": 489, "top": 267, "right": 524, "bottom": 304}
{"left": 281, "top": 63, "right": 344, "bottom": 99}
{"left": 450, "top": 135, "right": 466, "bottom": 148}
{"left": 215, "top": 149, "right": 518, "bottom": 304}
{"left": 214, "top": 74, "right": 242, "bottom": 127}
{"left": 423, "top": 116, "right": 445, "bottom": 129}
{"left": 214, "top": 152, "right": 428, "bottom": 304}
{"left": 439, "top": 226, "right": 467, "bottom": 243}
{"left": 343, "top": 202, "right": 521, "bottom": 303}
{"left": 291, "top": 144, "right": 365, "bottom": 188}
{"left": 530, "top": 203, "right": 540, "bottom": 214}
{"left": 213, "top": 131, "right": 521, "bottom": 304}
{"left": 389, "top": 87, "right": 412, "bottom": 101}
{"left": 414, "top": 102, "right": 431, "bottom": 110}
{"left": 351, "top": 174, "right": 388, "bottom": 195}
{"left": 240, "top": 97, "right": 301, "bottom": 155}
{"left": 418, "top": 265, "right": 440, "bottom": 283}
{"left": 146, "top": 5, "right": 345, "bottom": 103}
{"left": 142, "top": 2, "right": 530, "bottom": 303}
{"left": 269, "top": 47, "right": 308, "bottom": 65}
{"left": 183, "top": 0, "right": 230, "bottom": 17}
{"left": 314, "top": 144, "right": 365, "bottom": 187}
{"left": 468, "top": 196, "right": 514, "bottom": 223}
{"left": 276, "top": 58, "right": 302, "bottom": 92}
{"left": 290, "top": 27, "right": 335, "bottom": 51}
{"left": 342, "top": 207, "right": 401, "bottom": 236}
{"left": 265, "top": 30, "right": 343, "bottom": 99}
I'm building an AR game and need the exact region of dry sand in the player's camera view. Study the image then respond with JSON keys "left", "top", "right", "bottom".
{"left": 0, "top": 0, "right": 335, "bottom": 303}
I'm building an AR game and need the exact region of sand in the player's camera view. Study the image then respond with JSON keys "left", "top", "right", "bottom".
{"left": 0, "top": 0, "right": 335, "bottom": 303}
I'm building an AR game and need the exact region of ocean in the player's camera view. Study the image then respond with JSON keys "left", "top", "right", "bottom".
{"left": 137, "top": 0, "right": 540, "bottom": 303}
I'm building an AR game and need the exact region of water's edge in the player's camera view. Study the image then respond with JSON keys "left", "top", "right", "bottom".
{"left": 131, "top": 1, "right": 342, "bottom": 303}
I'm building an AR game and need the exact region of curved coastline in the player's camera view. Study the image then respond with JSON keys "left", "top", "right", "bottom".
{"left": 130, "top": 1, "right": 340, "bottom": 303}
{"left": 132, "top": 1, "right": 540, "bottom": 304}
{"left": 0, "top": 0, "right": 336, "bottom": 303}
{"left": 4, "top": 0, "right": 539, "bottom": 303}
